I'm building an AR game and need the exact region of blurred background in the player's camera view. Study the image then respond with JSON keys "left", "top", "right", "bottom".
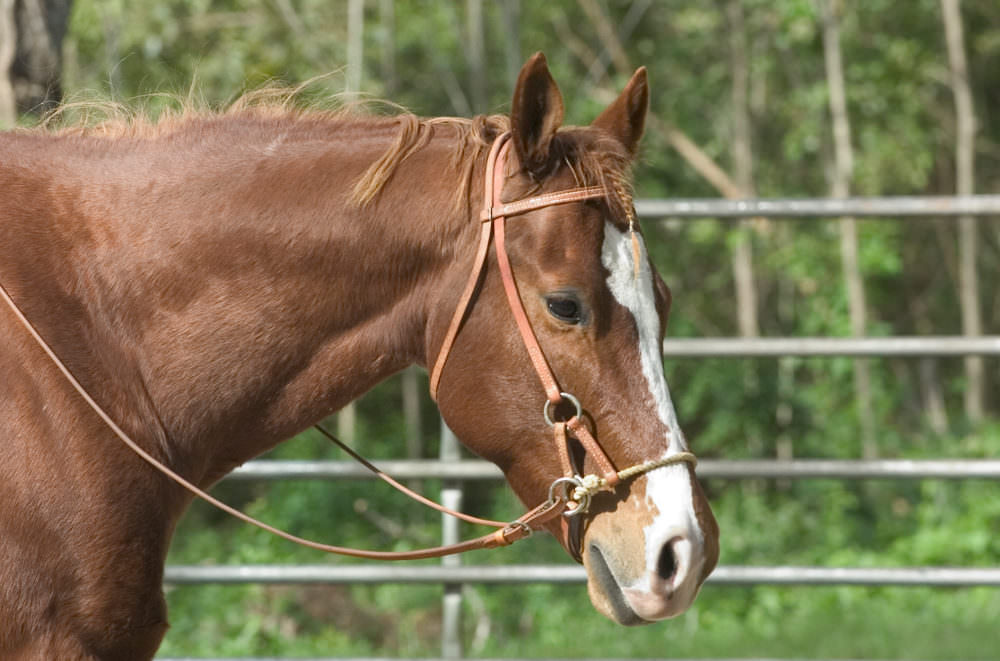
{"left": 3, "top": 0, "right": 1000, "bottom": 659}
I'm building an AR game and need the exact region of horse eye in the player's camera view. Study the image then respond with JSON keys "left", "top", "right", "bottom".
{"left": 546, "top": 296, "right": 582, "bottom": 324}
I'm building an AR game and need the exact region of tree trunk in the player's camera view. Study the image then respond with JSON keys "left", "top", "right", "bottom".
{"left": 100, "top": 5, "right": 120, "bottom": 97}
{"left": 584, "top": 0, "right": 652, "bottom": 88}
{"left": 273, "top": 0, "right": 322, "bottom": 68}
{"left": 402, "top": 366, "right": 424, "bottom": 489}
{"left": 650, "top": 115, "right": 745, "bottom": 198}
{"left": 465, "top": 0, "right": 486, "bottom": 113}
{"left": 337, "top": 402, "right": 357, "bottom": 447}
{"left": 346, "top": 0, "right": 364, "bottom": 95}
{"left": 2, "top": 0, "right": 71, "bottom": 122}
{"left": 727, "top": 0, "right": 759, "bottom": 339}
{"left": 379, "top": 0, "right": 396, "bottom": 95}
{"left": 402, "top": 370, "right": 423, "bottom": 451}
{"left": 920, "top": 358, "right": 950, "bottom": 435}
{"left": 819, "top": 0, "right": 877, "bottom": 459}
{"left": 14, "top": 0, "right": 69, "bottom": 113}
{"left": 940, "top": 0, "right": 983, "bottom": 423}
{"left": 432, "top": 4, "right": 471, "bottom": 116}
{"left": 907, "top": 241, "right": 951, "bottom": 434}
{"left": 499, "top": 0, "right": 520, "bottom": 89}
{"left": 577, "top": 0, "right": 631, "bottom": 78}
{"left": 775, "top": 256, "right": 796, "bottom": 488}
{"left": 727, "top": 0, "right": 765, "bottom": 478}
{"left": 0, "top": 0, "right": 16, "bottom": 126}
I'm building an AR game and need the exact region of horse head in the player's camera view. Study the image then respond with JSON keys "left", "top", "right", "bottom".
{"left": 431, "top": 53, "right": 719, "bottom": 625}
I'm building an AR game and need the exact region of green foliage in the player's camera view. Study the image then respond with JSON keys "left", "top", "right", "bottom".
{"left": 50, "top": 0, "right": 1000, "bottom": 657}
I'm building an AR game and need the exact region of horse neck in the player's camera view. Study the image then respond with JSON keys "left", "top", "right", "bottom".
{"left": 4, "top": 118, "right": 482, "bottom": 485}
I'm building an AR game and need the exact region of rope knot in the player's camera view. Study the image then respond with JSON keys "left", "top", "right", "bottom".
{"left": 571, "top": 474, "right": 606, "bottom": 503}
{"left": 566, "top": 473, "right": 609, "bottom": 515}
{"left": 550, "top": 453, "right": 698, "bottom": 519}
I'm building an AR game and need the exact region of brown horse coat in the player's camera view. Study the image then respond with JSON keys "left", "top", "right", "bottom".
{"left": 0, "top": 54, "right": 717, "bottom": 659}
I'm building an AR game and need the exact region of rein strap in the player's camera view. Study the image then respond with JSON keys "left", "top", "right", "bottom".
{"left": 1, "top": 131, "right": 697, "bottom": 563}
{"left": 0, "top": 276, "right": 567, "bottom": 559}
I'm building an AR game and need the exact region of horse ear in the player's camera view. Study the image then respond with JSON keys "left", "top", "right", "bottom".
{"left": 592, "top": 66, "right": 649, "bottom": 157}
{"left": 510, "top": 52, "right": 564, "bottom": 176}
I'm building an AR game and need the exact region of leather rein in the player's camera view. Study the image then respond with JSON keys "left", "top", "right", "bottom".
{"left": 0, "top": 131, "right": 696, "bottom": 562}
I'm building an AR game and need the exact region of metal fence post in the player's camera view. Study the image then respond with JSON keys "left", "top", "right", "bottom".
{"left": 439, "top": 418, "right": 463, "bottom": 659}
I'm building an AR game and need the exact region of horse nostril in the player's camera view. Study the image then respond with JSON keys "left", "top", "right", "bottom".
{"left": 656, "top": 538, "right": 679, "bottom": 582}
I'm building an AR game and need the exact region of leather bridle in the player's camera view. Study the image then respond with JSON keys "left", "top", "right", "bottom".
{"left": 428, "top": 132, "right": 697, "bottom": 557}
{"left": 0, "top": 131, "right": 696, "bottom": 562}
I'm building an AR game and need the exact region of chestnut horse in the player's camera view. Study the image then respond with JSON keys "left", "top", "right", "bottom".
{"left": 0, "top": 53, "right": 718, "bottom": 659}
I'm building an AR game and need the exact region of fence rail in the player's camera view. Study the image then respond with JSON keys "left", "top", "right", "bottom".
{"left": 661, "top": 336, "right": 1000, "bottom": 357}
{"left": 635, "top": 194, "right": 1000, "bottom": 218}
{"left": 179, "top": 458, "right": 1000, "bottom": 591}
{"left": 227, "top": 458, "right": 1000, "bottom": 482}
{"left": 158, "top": 658, "right": 942, "bottom": 661}
{"left": 164, "top": 564, "right": 1000, "bottom": 588}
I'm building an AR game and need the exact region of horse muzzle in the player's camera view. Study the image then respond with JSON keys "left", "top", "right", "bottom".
{"left": 583, "top": 528, "right": 708, "bottom": 625}
{"left": 579, "top": 462, "right": 719, "bottom": 624}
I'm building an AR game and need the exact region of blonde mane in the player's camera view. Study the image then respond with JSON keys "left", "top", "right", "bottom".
{"left": 349, "top": 113, "right": 510, "bottom": 212}
{"left": 349, "top": 112, "right": 636, "bottom": 221}
{"left": 29, "top": 85, "right": 635, "bottom": 221}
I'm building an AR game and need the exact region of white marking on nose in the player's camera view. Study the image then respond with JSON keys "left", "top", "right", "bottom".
{"left": 601, "top": 222, "right": 688, "bottom": 455}
{"left": 601, "top": 222, "right": 704, "bottom": 610}
{"left": 601, "top": 223, "right": 686, "bottom": 455}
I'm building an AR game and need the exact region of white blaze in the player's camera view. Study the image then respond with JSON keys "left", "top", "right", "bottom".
{"left": 601, "top": 222, "right": 704, "bottom": 594}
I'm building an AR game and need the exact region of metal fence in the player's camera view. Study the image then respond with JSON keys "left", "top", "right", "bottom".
{"left": 161, "top": 196, "right": 1000, "bottom": 661}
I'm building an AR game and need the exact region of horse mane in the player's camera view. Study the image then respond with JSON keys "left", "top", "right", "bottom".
{"left": 350, "top": 112, "right": 636, "bottom": 220}
{"left": 29, "top": 85, "right": 635, "bottom": 220}
{"left": 33, "top": 83, "right": 369, "bottom": 138}
{"left": 349, "top": 113, "right": 509, "bottom": 213}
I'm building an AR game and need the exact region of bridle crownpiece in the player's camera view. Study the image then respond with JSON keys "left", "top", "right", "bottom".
{"left": 429, "top": 132, "right": 697, "bottom": 554}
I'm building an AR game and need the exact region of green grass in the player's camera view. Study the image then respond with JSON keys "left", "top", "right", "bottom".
{"left": 158, "top": 581, "right": 1000, "bottom": 659}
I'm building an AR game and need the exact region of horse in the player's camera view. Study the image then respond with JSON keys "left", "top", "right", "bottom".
{"left": 0, "top": 52, "right": 719, "bottom": 659}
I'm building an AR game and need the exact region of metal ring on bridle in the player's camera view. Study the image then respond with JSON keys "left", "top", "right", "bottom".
{"left": 548, "top": 475, "right": 592, "bottom": 517}
{"left": 543, "top": 392, "right": 582, "bottom": 427}
{"left": 548, "top": 476, "right": 581, "bottom": 505}
{"left": 503, "top": 520, "right": 533, "bottom": 540}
